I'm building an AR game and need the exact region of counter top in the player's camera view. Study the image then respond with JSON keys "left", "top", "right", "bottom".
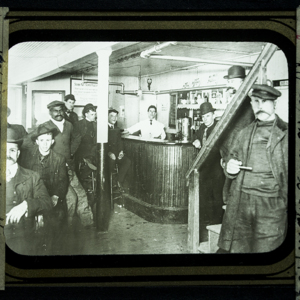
{"left": 122, "top": 134, "right": 192, "bottom": 145}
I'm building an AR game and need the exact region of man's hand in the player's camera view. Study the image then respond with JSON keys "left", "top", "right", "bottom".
{"left": 118, "top": 151, "right": 124, "bottom": 160}
{"left": 108, "top": 152, "right": 116, "bottom": 160}
{"left": 192, "top": 139, "right": 201, "bottom": 149}
{"left": 6, "top": 201, "right": 28, "bottom": 224}
{"left": 226, "top": 159, "right": 242, "bottom": 175}
{"left": 51, "top": 195, "right": 59, "bottom": 206}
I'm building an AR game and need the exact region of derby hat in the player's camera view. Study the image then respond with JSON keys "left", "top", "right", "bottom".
{"left": 200, "top": 102, "right": 216, "bottom": 115}
{"left": 47, "top": 100, "right": 65, "bottom": 109}
{"left": 224, "top": 65, "right": 246, "bottom": 79}
{"left": 250, "top": 84, "right": 281, "bottom": 101}
{"left": 31, "top": 124, "right": 58, "bottom": 141}
{"left": 7, "top": 128, "right": 23, "bottom": 146}
{"left": 108, "top": 107, "right": 119, "bottom": 114}
{"left": 64, "top": 94, "right": 76, "bottom": 101}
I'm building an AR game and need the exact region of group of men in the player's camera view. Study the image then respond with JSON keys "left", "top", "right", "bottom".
{"left": 5, "top": 94, "right": 100, "bottom": 255}
{"left": 5, "top": 64, "right": 288, "bottom": 255}
{"left": 192, "top": 65, "right": 288, "bottom": 253}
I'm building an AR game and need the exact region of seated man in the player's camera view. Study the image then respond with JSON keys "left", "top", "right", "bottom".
{"left": 5, "top": 128, "right": 52, "bottom": 255}
{"left": 20, "top": 125, "right": 69, "bottom": 254}
{"left": 108, "top": 108, "right": 131, "bottom": 192}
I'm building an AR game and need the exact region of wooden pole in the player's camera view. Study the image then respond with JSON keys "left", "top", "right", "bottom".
{"left": 187, "top": 169, "right": 200, "bottom": 253}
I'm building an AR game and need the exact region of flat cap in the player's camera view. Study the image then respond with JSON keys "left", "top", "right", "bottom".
{"left": 108, "top": 108, "right": 119, "bottom": 114}
{"left": 64, "top": 94, "right": 76, "bottom": 101}
{"left": 47, "top": 100, "right": 65, "bottom": 109}
{"left": 251, "top": 84, "right": 281, "bottom": 101}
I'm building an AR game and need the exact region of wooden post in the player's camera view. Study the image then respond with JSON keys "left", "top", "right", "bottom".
{"left": 187, "top": 169, "right": 200, "bottom": 253}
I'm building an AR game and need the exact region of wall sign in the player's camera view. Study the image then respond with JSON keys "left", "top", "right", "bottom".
{"left": 70, "top": 79, "right": 98, "bottom": 105}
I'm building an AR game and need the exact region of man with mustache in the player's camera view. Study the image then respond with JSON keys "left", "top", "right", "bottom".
{"left": 218, "top": 84, "right": 288, "bottom": 253}
{"left": 5, "top": 128, "right": 52, "bottom": 255}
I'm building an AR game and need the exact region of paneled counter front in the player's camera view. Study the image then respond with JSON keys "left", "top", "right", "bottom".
{"left": 122, "top": 136, "right": 197, "bottom": 224}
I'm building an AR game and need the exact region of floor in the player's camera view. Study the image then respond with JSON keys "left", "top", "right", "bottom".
{"left": 60, "top": 204, "right": 189, "bottom": 255}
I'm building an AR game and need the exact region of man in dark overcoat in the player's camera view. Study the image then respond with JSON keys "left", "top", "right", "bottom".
{"left": 218, "top": 84, "right": 288, "bottom": 253}
{"left": 74, "top": 103, "right": 97, "bottom": 213}
{"left": 5, "top": 128, "right": 52, "bottom": 255}
{"left": 108, "top": 108, "right": 131, "bottom": 191}
{"left": 192, "top": 102, "right": 225, "bottom": 237}
{"left": 20, "top": 124, "right": 69, "bottom": 254}
{"left": 63, "top": 94, "right": 79, "bottom": 125}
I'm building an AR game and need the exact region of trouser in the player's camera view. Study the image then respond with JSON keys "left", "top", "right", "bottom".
{"left": 67, "top": 171, "right": 94, "bottom": 227}
{"left": 230, "top": 192, "right": 287, "bottom": 253}
{"left": 108, "top": 156, "right": 131, "bottom": 185}
{"left": 43, "top": 199, "right": 68, "bottom": 255}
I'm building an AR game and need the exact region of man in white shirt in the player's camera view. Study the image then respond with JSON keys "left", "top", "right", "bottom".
{"left": 125, "top": 105, "right": 166, "bottom": 140}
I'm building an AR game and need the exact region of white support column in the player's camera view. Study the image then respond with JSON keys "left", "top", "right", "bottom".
{"left": 96, "top": 49, "right": 112, "bottom": 143}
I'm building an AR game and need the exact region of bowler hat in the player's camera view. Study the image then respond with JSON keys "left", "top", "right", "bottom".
{"left": 64, "top": 94, "right": 76, "bottom": 101}
{"left": 224, "top": 65, "right": 246, "bottom": 79}
{"left": 200, "top": 102, "right": 216, "bottom": 115}
{"left": 108, "top": 107, "right": 119, "bottom": 114}
{"left": 7, "top": 128, "right": 23, "bottom": 146}
{"left": 47, "top": 100, "right": 65, "bottom": 109}
{"left": 31, "top": 124, "right": 58, "bottom": 142}
{"left": 250, "top": 84, "right": 281, "bottom": 100}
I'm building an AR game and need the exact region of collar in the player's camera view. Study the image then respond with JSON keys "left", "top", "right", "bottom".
{"left": 86, "top": 117, "right": 93, "bottom": 122}
{"left": 108, "top": 123, "right": 114, "bottom": 128}
{"left": 50, "top": 117, "right": 65, "bottom": 131}
{"left": 7, "top": 163, "right": 18, "bottom": 181}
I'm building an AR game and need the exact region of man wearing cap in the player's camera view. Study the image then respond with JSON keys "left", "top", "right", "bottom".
{"left": 124, "top": 105, "right": 166, "bottom": 140}
{"left": 192, "top": 102, "right": 225, "bottom": 235}
{"left": 40, "top": 100, "right": 81, "bottom": 169}
{"left": 218, "top": 84, "right": 287, "bottom": 253}
{"left": 108, "top": 108, "right": 131, "bottom": 192}
{"left": 20, "top": 124, "right": 69, "bottom": 254}
{"left": 63, "top": 94, "right": 78, "bottom": 125}
{"left": 5, "top": 128, "right": 52, "bottom": 255}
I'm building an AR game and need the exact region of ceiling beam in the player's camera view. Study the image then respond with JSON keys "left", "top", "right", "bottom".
{"left": 147, "top": 54, "right": 253, "bottom": 67}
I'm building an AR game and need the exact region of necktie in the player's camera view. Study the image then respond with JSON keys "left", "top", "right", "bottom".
{"left": 202, "top": 127, "right": 208, "bottom": 145}
{"left": 150, "top": 120, "right": 152, "bottom": 125}
{"left": 110, "top": 125, "right": 114, "bottom": 129}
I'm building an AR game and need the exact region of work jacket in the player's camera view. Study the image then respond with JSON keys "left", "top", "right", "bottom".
{"left": 218, "top": 115, "right": 288, "bottom": 251}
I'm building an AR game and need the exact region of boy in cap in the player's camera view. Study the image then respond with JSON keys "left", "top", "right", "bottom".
{"left": 5, "top": 128, "right": 52, "bottom": 255}
{"left": 63, "top": 94, "right": 79, "bottom": 125}
{"left": 218, "top": 84, "right": 288, "bottom": 253}
{"left": 21, "top": 124, "right": 69, "bottom": 254}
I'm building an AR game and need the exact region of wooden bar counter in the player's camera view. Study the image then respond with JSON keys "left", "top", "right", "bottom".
{"left": 122, "top": 136, "right": 197, "bottom": 224}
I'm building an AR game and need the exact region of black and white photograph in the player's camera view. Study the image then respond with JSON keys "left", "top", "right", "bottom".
{"left": 5, "top": 41, "right": 288, "bottom": 256}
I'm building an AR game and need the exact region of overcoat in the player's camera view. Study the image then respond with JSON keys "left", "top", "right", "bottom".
{"left": 20, "top": 146, "right": 69, "bottom": 200}
{"left": 218, "top": 115, "right": 288, "bottom": 251}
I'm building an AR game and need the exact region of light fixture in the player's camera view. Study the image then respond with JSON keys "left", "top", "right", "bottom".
{"left": 147, "top": 78, "right": 152, "bottom": 91}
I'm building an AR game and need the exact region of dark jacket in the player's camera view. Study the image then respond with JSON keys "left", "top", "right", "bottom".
{"left": 5, "top": 165, "right": 52, "bottom": 239}
{"left": 63, "top": 111, "right": 78, "bottom": 125}
{"left": 193, "top": 119, "right": 218, "bottom": 147}
{"left": 107, "top": 125, "right": 124, "bottom": 157}
{"left": 38, "top": 120, "right": 81, "bottom": 169}
{"left": 75, "top": 118, "right": 97, "bottom": 161}
{"left": 218, "top": 115, "right": 288, "bottom": 251}
{"left": 20, "top": 146, "right": 69, "bottom": 200}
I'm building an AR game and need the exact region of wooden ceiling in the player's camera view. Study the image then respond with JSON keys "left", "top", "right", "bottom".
{"left": 8, "top": 41, "right": 268, "bottom": 84}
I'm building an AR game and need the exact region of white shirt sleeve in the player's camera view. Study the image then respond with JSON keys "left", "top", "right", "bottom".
{"left": 126, "top": 122, "right": 142, "bottom": 134}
